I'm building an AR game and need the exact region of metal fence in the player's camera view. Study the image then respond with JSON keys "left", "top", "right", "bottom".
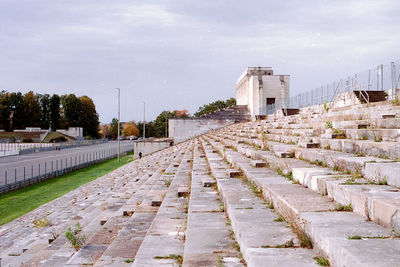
{"left": 0, "top": 139, "right": 108, "bottom": 153}
{"left": 263, "top": 59, "right": 400, "bottom": 114}
{"left": 0, "top": 144, "right": 133, "bottom": 194}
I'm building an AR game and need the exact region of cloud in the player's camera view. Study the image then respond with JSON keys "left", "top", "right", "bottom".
{"left": 0, "top": 0, "right": 399, "bottom": 122}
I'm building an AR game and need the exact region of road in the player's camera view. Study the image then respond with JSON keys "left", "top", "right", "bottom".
{"left": 0, "top": 141, "right": 134, "bottom": 186}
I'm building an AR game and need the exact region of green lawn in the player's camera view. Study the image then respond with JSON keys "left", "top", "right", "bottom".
{"left": 0, "top": 155, "right": 134, "bottom": 226}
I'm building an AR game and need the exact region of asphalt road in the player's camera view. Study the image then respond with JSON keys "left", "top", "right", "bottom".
{"left": 0, "top": 141, "right": 134, "bottom": 186}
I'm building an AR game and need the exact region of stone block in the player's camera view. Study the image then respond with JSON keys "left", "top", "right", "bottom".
{"left": 123, "top": 211, "right": 134, "bottom": 217}
{"left": 306, "top": 143, "right": 320, "bottom": 149}
{"left": 202, "top": 177, "right": 216, "bottom": 187}
{"left": 227, "top": 169, "right": 241, "bottom": 178}
{"left": 280, "top": 152, "right": 294, "bottom": 158}
{"left": 177, "top": 187, "right": 189, "bottom": 197}
{"left": 151, "top": 197, "right": 163, "bottom": 207}
{"left": 251, "top": 160, "right": 266, "bottom": 168}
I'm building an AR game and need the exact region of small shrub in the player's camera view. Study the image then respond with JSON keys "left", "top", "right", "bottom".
{"left": 392, "top": 96, "right": 400, "bottom": 106}
{"left": 154, "top": 254, "right": 183, "bottom": 266}
{"left": 50, "top": 136, "right": 68, "bottom": 143}
{"left": 324, "top": 101, "right": 329, "bottom": 112}
{"left": 65, "top": 222, "right": 87, "bottom": 251}
{"left": 335, "top": 204, "right": 353, "bottom": 212}
{"left": 33, "top": 217, "right": 49, "bottom": 228}
{"left": 314, "top": 256, "right": 330, "bottom": 266}
{"left": 325, "top": 121, "right": 333, "bottom": 129}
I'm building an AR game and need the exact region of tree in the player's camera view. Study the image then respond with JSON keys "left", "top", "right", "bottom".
{"left": 39, "top": 94, "right": 51, "bottom": 129}
{"left": 194, "top": 98, "right": 236, "bottom": 117}
{"left": 154, "top": 111, "right": 177, "bottom": 137}
{"left": 99, "top": 124, "right": 111, "bottom": 139}
{"left": 0, "top": 91, "right": 10, "bottom": 131}
{"left": 136, "top": 121, "right": 155, "bottom": 138}
{"left": 109, "top": 118, "right": 122, "bottom": 139}
{"left": 78, "top": 96, "right": 100, "bottom": 138}
{"left": 23, "top": 91, "right": 41, "bottom": 127}
{"left": 61, "top": 94, "right": 81, "bottom": 127}
{"left": 225, "top": 97, "right": 236, "bottom": 107}
{"left": 49, "top": 94, "right": 61, "bottom": 131}
{"left": 8, "top": 92, "right": 25, "bottom": 130}
{"left": 122, "top": 122, "right": 139, "bottom": 137}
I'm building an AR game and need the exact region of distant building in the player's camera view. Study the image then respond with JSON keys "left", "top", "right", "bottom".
{"left": 236, "top": 67, "right": 290, "bottom": 118}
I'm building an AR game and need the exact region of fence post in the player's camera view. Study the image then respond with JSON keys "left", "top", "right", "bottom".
{"left": 14, "top": 168, "right": 16, "bottom": 184}
{"left": 31, "top": 165, "right": 33, "bottom": 180}
{"left": 45, "top": 162, "right": 47, "bottom": 178}
{"left": 5, "top": 170, "right": 7, "bottom": 187}
{"left": 38, "top": 163, "right": 40, "bottom": 181}
{"left": 24, "top": 166, "right": 26, "bottom": 183}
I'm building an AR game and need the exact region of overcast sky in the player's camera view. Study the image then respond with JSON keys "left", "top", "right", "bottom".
{"left": 1, "top": 0, "right": 399, "bottom": 123}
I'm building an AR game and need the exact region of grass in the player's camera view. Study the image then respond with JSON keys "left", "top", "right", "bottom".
{"left": 335, "top": 204, "right": 353, "bottom": 212}
{"left": 314, "top": 256, "right": 330, "bottom": 266}
{"left": 153, "top": 254, "right": 183, "bottom": 266}
{"left": 0, "top": 155, "right": 133, "bottom": 226}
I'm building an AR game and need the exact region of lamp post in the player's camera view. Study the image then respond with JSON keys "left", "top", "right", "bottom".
{"left": 142, "top": 101, "right": 146, "bottom": 139}
{"left": 116, "top": 88, "right": 120, "bottom": 162}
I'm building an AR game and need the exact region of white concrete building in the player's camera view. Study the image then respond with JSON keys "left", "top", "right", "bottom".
{"left": 236, "top": 67, "right": 290, "bottom": 118}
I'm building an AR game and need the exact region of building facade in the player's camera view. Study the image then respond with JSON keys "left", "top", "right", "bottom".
{"left": 236, "top": 67, "right": 290, "bottom": 118}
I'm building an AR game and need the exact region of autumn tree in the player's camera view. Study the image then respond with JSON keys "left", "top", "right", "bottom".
{"left": 99, "top": 124, "right": 111, "bottom": 138}
{"left": 122, "top": 122, "right": 139, "bottom": 137}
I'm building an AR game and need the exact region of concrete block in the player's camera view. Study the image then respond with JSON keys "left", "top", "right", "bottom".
{"left": 177, "top": 187, "right": 189, "bottom": 198}
{"left": 227, "top": 169, "right": 242, "bottom": 178}
{"left": 251, "top": 160, "right": 266, "bottom": 168}
{"left": 201, "top": 177, "right": 216, "bottom": 187}
{"left": 246, "top": 248, "right": 319, "bottom": 267}
{"left": 151, "top": 196, "right": 163, "bottom": 207}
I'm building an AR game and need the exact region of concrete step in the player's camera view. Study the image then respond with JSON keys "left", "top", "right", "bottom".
{"left": 201, "top": 138, "right": 319, "bottom": 267}
{"left": 182, "top": 139, "right": 242, "bottom": 266}
{"left": 0, "top": 142, "right": 191, "bottom": 266}
{"left": 132, "top": 143, "right": 193, "bottom": 266}
{"left": 205, "top": 134, "right": 400, "bottom": 266}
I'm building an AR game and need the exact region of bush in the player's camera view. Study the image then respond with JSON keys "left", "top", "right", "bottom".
{"left": 66, "top": 222, "right": 87, "bottom": 250}
{"left": 50, "top": 136, "right": 67, "bottom": 143}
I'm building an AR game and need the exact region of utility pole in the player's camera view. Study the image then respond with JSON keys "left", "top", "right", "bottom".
{"left": 117, "top": 88, "right": 120, "bottom": 162}
{"left": 142, "top": 101, "right": 146, "bottom": 139}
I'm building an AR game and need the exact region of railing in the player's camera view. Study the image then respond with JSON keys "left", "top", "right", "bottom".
{"left": 0, "top": 139, "right": 108, "bottom": 154}
{"left": 264, "top": 60, "right": 400, "bottom": 114}
{"left": 0, "top": 143, "right": 133, "bottom": 194}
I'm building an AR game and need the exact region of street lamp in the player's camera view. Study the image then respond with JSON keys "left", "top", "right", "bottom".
{"left": 142, "top": 101, "right": 146, "bottom": 139}
{"left": 116, "top": 88, "right": 120, "bottom": 162}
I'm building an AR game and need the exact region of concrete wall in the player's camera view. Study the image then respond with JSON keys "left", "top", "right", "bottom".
{"left": 57, "top": 127, "right": 83, "bottom": 138}
{"left": 133, "top": 139, "right": 173, "bottom": 159}
{"left": 236, "top": 67, "right": 290, "bottom": 118}
{"left": 169, "top": 119, "right": 232, "bottom": 143}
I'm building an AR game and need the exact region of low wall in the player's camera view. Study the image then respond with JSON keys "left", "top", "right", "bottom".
{"left": 169, "top": 119, "right": 233, "bottom": 143}
{"left": 133, "top": 139, "right": 173, "bottom": 159}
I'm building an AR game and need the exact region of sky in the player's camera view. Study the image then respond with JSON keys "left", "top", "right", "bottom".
{"left": 1, "top": 0, "right": 399, "bottom": 123}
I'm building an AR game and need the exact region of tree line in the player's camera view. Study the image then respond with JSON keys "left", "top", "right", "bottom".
{"left": 100, "top": 97, "right": 237, "bottom": 139}
{"left": 194, "top": 97, "right": 236, "bottom": 117}
{"left": 0, "top": 91, "right": 100, "bottom": 138}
